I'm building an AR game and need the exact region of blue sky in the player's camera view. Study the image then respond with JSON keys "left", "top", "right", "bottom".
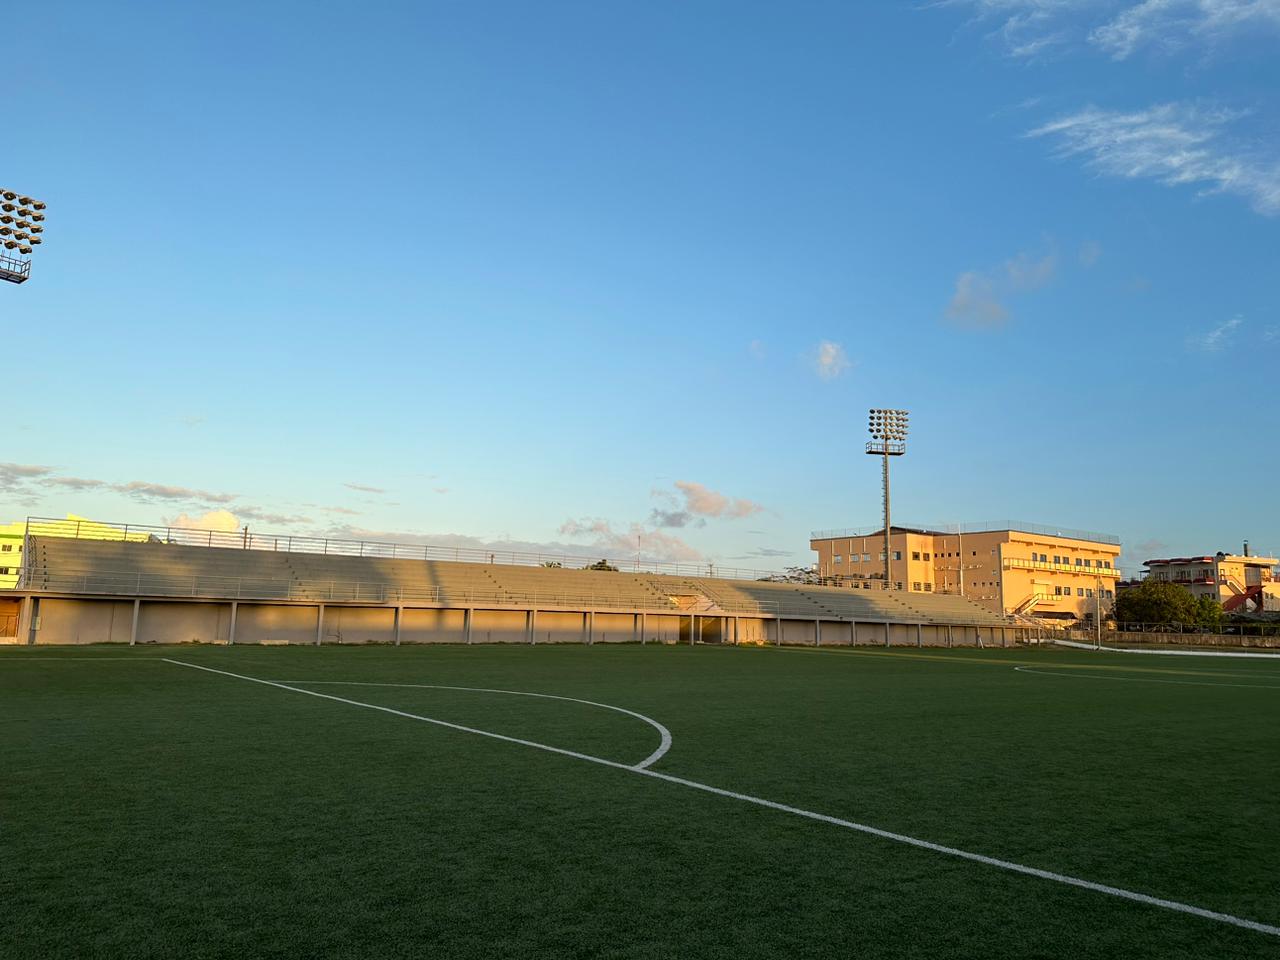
{"left": 4, "top": 0, "right": 1279, "bottom": 572}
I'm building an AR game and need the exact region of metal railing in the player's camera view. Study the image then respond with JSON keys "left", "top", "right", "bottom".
{"left": 1002, "top": 557, "right": 1122, "bottom": 578}
{"left": 23, "top": 517, "right": 790, "bottom": 583}
{"left": 18, "top": 564, "right": 783, "bottom": 616}
{"left": 812, "top": 520, "right": 1121, "bottom": 545}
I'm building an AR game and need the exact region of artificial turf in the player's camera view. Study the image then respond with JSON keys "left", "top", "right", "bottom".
{"left": 3, "top": 642, "right": 1279, "bottom": 959}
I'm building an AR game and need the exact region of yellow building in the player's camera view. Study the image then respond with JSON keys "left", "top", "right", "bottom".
{"left": 810, "top": 522, "right": 1122, "bottom": 621}
{"left": 1143, "top": 548, "right": 1280, "bottom": 613}
{"left": 0, "top": 515, "right": 151, "bottom": 589}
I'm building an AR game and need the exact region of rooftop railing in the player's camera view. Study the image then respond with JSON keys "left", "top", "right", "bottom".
{"left": 811, "top": 520, "right": 1121, "bottom": 546}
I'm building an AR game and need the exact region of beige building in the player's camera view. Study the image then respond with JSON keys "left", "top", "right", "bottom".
{"left": 1143, "top": 548, "right": 1280, "bottom": 613}
{"left": 810, "top": 522, "right": 1122, "bottom": 620}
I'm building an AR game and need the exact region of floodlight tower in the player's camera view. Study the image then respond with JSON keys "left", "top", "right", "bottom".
{"left": 0, "top": 188, "right": 49, "bottom": 284}
{"left": 866, "top": 408, "right": 909, "bottom": 590}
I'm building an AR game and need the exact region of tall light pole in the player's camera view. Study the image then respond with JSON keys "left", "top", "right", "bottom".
{"left": 866, "top": 408, "right": 908, "bottom": 591}
{"left": 0, "top": 188, "right": 49, "bottom": 285}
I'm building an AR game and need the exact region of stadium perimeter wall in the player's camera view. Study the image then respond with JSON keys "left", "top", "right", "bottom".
{"left": 1, "top": 595, "right": 1015, "bottom": 648}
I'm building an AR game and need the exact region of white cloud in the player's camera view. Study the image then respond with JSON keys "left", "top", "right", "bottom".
{"left": 557, "top": 518, "right": 703, "bottom": 562}
{"left": 166, "top": 509, "right": 242, "bottom": 533}
{"left": 1029, "top": 102, "right": 1280, "bottom": 215}
{"left": 1187, "top": 314, "right": 1243, "bottom": 351}
{"left": 813, "top": 341, "right": 851, "bottom": 380}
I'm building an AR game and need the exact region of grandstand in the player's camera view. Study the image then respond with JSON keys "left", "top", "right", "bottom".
{"left": 4, "top": 519, "right": 1019, "bottom": 647}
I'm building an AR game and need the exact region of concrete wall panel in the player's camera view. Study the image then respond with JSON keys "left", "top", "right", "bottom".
{"left": 400, "top": 607, "right": 466, "bottom": 644}
{"left": 138, "top": 601, "right": 230, "bottom": 645}
{"left": 37, "top": 598, "right": 135, "bottom": 644}
{"left": 323, "top": 606, "right": 395, "bottom": 644}
{"left": 237, "top": 603, "right": 319, "bottom": 645}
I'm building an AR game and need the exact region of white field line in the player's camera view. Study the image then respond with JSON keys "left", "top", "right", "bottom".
{"left": 268, "top": 679, "right": 671, "bottom": 770}
{"left": 164, "top": 658, "right": 1279, "bottom": 939}
{"left": 1052, "top": 638, "right": 1280, "bottom": 659}
{"left": 1014, "top": 665, "right": 1280, "bottom": 690}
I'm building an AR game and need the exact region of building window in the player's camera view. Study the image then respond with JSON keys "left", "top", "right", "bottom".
{"left": 0, "top": 544, "right": 11, "bottom": 552}
{"left": 1086, "top": 588, "right": 1094, "bottom": 598}
{"left": 0, "top": 566, "right": 9, "bottom": 575}
{"left": 834, "top": 555, "right": 843, "bottom": 564}
{"left": 1077, "top": 587, "right": 1085, "bottom": 596}
{"left": 862, "top": 553, "right": 871, "bottom": 562}
{"left": 923, "top": 552, "right": 930, "bottom": 561}
{"left": 1075, "top": 558, "right": 1082, "bottom": 566}
{"left": 895, "top": 582, "right": 903, "bottom": 590}
{"left": 893, "top": 551, "right": 902, "bottom": 561}
{"left": 924, "top": 583, "right": 932, "bottom": 591}
{"left": 913, "top": 582, "right": 922, "bottom": 591}
{"left": 1084, "top": 559, "right": 1092, "bottom": 568}
{"left": 912, "top": 552, "right": 921, "bottom": 561}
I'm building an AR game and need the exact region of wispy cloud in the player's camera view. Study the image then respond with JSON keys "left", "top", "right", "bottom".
{"left": 1029, "top": 102, "right": 1280, "bottom": 215}
{"left": 813, "top": 341, "right": 852, "bottom": 380}
{"left": 344, "top": 482, "right": 387, "bottom": 494}
{"left": 558, "top": 518, "right": 703, "bottom": 563}
{"left": 0, "top": 462, "right": 54, "bottom": 492}
{"left": 946, "top": 248, "right": 1057, "bottom": 328}
{"left": 944, "top": 0, "right": 1280, "bottom": 59}
{"left": 1091, "top": 0, "right": 1280, "bottom": 59}
{"left": 947, "top": 271, "right": 1010, "bottom": 328}
{"left": 1079, "top": 239, "right": 1103, "bottom": 266}
{"left": 113, "top": 480, "right": 239, "bottom": 504}
{"left": 1187, "top": 314, "right": 1243, "bottom": 351}
{"left": 648, "top": 480, "right": 765, "bottom": 528}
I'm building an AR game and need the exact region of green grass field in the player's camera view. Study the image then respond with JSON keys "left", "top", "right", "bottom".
{"left": 4, "top": 643, "right": 1280, "bottom": 959}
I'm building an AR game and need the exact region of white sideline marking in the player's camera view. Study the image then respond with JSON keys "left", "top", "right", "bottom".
{"left": 1052, "top": 638, "right": 1280, "bottom": 659}
{"left": 1015, "top": 665, "right": 1280, "bottom": 690}
{"left": 163, "top": 657, "right": 1280, "bottom": 939}
{"left": 267, "top": 679, "right": 671, "bottom": 770}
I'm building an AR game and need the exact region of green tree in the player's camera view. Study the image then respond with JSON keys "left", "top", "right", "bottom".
{"left": 1193, "top": 595, "right": 1223, "bottom": 630}
{"left": 584, "top": 559, "right": 619, "bottom": 572}
{"left": 1114, "top": 579, "right": 1199, "bottom": 626}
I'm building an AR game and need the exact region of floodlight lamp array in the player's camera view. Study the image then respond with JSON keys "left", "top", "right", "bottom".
{"left": 0, "top": 188, "right": 47, "bottom": 266}
{"left": 867, "top": 407, "right": 909, "bottom": 441}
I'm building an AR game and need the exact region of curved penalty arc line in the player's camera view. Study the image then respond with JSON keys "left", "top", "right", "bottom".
{"left": 271, "top": 679, "right": 672, "bottom": 770}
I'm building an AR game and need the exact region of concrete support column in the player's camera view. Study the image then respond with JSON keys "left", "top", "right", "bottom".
{"left": 733, "top": 616, "right": 740, "bottom": 645}
{"left": 1002, "top": 627, "right": 1008, "bottom": 648}
{"left": 315, "top": 603, "right": 325, "bottom": 645}
{"left": 947, "top": 624, "right": 953, "bottom": 649}
{"left": 529, "top": 609, "right": 537, "bottom": 645}
{"left": 228, "top": 600, "right": 239, "bottom": 646}
{"left": 976, "top": 626, "right": 984, "bottom": 649}
{"left": 130, "top": 598, "right": 141, "bottom": 646}
{"left": 814, "top": 619, "right": 821, "bottom": 646}
{"left": 884, "top": 621, "right": 891, "bottom": 647}
{"left": 640, "top": 611, "right": 647, "bottom": 645}
{"left": 17, "top": 596, "right": 33, "bottom": 646}
{"left": 465, "top": 608, "right": 473, "bottom": 645}
{"left": 393, "top": 606, "right": 402, "bottom": 647}
{"left": 775, "top": 618, "right": 783, "bottom": 646}
{"left": 586, "top": 611, "right": 594, "bottom": 645}
{"left": 850, "top": 620, "right": 857, "bottom": 646}
{"left": 916, "top": 622, "right": 923, "bottom": 648}
{"left": 690, "top": 615, "right": 697, "bottom": 646}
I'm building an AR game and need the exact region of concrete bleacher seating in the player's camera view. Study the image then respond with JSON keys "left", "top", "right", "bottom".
{"left": 24, "top": 535, "right": 1009, "bottom": 627}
